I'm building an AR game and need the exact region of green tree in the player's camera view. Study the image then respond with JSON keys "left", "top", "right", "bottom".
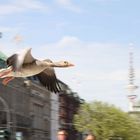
{"left": 74, "top": 101, "right": 140, "bottom": 140}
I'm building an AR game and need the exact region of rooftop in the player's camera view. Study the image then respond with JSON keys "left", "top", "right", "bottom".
{"left": 0, "top": 51, "right": 7, "bottom": 61}
{"left": 0, "top": 51, "right": 7, "bottom": 68}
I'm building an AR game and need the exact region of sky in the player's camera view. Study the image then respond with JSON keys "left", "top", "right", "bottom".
{"left": 0, "top": 0, "right": 140, "bottom": 111}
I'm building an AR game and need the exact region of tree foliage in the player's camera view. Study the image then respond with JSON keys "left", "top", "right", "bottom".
{"left": 74, "top": 101, "right": 140, "bottom": 140}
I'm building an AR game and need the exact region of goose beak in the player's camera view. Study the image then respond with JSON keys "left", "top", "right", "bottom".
{"left": 69, "top": 63, "right": 75, "bottom": 67}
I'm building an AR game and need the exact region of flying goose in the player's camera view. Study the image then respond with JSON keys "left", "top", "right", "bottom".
{"left": 0, "top": 48, "right": 74, "bottom": 93}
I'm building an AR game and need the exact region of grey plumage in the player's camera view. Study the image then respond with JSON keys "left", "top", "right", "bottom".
{"left": 6, "top": 48, "right": 61, "bottom": 93}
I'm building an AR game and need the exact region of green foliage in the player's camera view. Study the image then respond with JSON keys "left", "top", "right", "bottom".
{"left": 74, "top": 101, "right": 140, "bottom": 140}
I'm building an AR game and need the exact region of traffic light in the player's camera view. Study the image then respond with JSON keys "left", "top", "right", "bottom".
{"left": 0, "top": 129, "right": 11, "bottom": 140}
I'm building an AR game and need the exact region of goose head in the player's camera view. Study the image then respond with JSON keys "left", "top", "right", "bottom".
{"left": 37, "top": 60, "right": 74, "bottom": 68}
{"left": 52, "top": 61, "right": 74, "bottom": 67}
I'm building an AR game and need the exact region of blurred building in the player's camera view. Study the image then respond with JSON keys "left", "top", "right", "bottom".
{"left": 50, "top": 81, "right": 84, "bottom": 140}
{"left": 58, "top": 81, "right": 84, "bottom": 140}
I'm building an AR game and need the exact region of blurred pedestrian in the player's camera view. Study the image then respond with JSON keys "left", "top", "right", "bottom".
{"left": 57, "top": 130, "right": 68, "bottom": 140}
{"left": 85, "top": 134, "right": 96, "bottom": 140}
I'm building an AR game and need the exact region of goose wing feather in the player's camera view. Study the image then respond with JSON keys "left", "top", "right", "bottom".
{"left": 6, "top": 48, "right": 35, "bottom": 71}
{"left": 36, "top": 67, "right": 61, "bottom": 93}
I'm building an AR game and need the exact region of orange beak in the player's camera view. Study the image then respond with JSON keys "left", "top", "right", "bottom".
{"left": 69, "top": 63, "right": 75, "bottom": 67}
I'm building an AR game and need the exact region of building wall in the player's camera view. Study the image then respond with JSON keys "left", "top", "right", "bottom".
{"left": 0, "top": 77, "right": 51, "bottom": 140}
{"left": 28, "top": 81, "right": 51, "bottom": 140}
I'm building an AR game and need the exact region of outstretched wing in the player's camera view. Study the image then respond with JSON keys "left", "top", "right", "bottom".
{"left": 6, "top": 48, "right": 35, "bottom": 71}
{"left": 6, "top": 54, "right": 18, "bottom": 71}
{"left": 36, "top": 67, "right": 61, "bottom": 93}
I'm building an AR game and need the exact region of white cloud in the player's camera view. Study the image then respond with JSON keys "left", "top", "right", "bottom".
{"left": 0, "top": 0, "right": 48, "bottom": 15}
{"left": 56, "top": 0, "right": 71, "bottom": 5}
{"left": 0, "top": 42, "right": 25, "bottom": 56}
{"left": 37, "top": 36, "right": 84, "bottom": 59}
{"left": 106, "top": 70, "right": 127, "bottom": 81}
{"left": 13, "top": 0, "right": 47, "bottom": 10}
{"left": 94, "top": 0, "right": 120, "bottom": 2}
{"left": 0, "top": 4, "right": 21, "bottom": 15}
{"left": 71, "top": 69, "right": 127, "bottom": 82}
{"left": 55, "top": 0, "right": 82, "bottom": 13}
{"left": 0, "top": 26, "right": 21, "bottom": 33}
{"left": 48, "top": 36, "right": 82, "bottom": 47}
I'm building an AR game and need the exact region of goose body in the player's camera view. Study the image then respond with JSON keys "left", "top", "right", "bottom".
{"left": 3, "top": 62, "right": 48, "bottom": 78}
{"left": 0, "top": 48, "right": 74, "bottom": 93}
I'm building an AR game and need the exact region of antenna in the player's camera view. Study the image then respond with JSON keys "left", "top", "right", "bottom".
{"left": 126, "top": 44, "right": 138, "bottom": 111}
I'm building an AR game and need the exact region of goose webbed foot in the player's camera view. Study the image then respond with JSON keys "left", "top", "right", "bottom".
{"left": 0, "top": 67, "right": 13, "bottom": 78}
{"left": 2, "top": 77, "right": 14, "bottom": 85}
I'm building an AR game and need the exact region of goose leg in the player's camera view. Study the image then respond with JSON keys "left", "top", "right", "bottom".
{"left": 0, "top": 68, "right": 12, "bottom": 78}
{"left": 2, "top": 77, "right": 14, "bottom": 85}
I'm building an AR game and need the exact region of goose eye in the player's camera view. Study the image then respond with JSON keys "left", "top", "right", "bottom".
{"left": 64, "top": 61, "right": 68, "bottom": 64}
